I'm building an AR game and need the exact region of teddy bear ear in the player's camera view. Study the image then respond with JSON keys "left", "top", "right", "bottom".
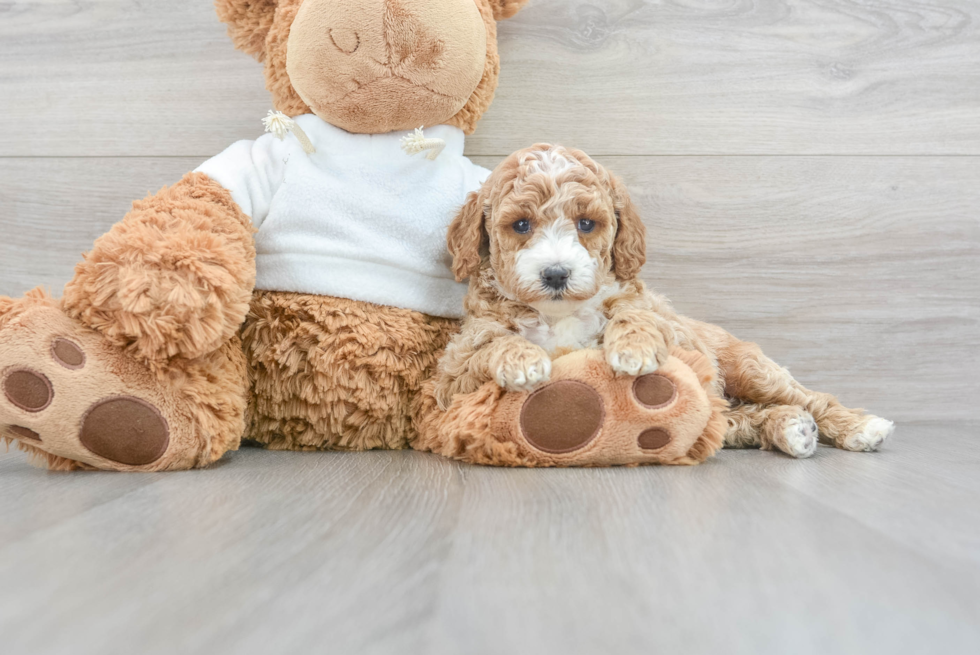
{"left": 215, "top": 0, "right": 280, "bottom": 61}
{"left": 487, "top": 0, "right": 531, "bottom": 20}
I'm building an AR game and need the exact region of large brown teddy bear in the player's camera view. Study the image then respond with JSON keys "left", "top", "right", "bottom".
{"left": 0, "top": 0, "right": 726, "bottom": 471}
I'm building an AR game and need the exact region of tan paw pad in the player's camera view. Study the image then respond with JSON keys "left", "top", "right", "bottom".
{"left": 80, "top": 397, "right": 170, "bottom": 466}
{"left": 51, "top": 338, "right": 86, "bottom": 369}
{"left": 520, "top": 380, "right": 604, "bottom": 454}
{"left": 3, "top": 369, "right": 53, "bottom": 412}
{"left": 633, "top": 373, "right": 676, "bottom": 409}
{"left": 637, "top": 427, "right": 671, "bottom": 451}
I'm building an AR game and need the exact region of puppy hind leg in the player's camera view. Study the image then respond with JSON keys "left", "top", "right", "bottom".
{"left": 720, "top": 340, "right": 893, "bottom": 452}
{"left": 725, "top": 402, "right": 818, "bottom": 459}
{"left": 724, "top": 402, "right": 765, "bottom": 449}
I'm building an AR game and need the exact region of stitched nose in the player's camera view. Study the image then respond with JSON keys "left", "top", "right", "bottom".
{"left": 542, "top": 266, "right": 570, "bottom": 290}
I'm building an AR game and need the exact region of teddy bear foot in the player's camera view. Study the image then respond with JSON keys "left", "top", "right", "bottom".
{"left": 0, "top": 290, "right": 220, "bottom": 471}
{"left": 416, "top": 347, "right": 727, "bottom": 467}
{"left": 489, "top": 349, "right": 726, "bottom": 467}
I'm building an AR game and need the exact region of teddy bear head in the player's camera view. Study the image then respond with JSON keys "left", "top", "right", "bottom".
{"left": 216, "top": 0, "right": 530, "bottom": 135}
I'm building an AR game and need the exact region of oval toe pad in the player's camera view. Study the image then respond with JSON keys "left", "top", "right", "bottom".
{"left": 633, "top": 373, "right": 676, "bottom": 409}
{"left": 3, "top": 369, "right": 53, "bottom": 412}
{"left": 520, "top": 380, "right": 604, "bottom": 454}
{"left": 79, "top": 397, "right": 170, "bottom": 466}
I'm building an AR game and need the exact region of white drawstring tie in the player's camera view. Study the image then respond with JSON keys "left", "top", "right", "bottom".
{"left": 262, "top": 110, "right": 316, "bottom": 154}
{"left": 400, "top": 127, "right": 446, "bottom": 160}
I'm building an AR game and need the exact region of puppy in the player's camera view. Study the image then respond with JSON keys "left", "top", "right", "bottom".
{"left": 434, "top": 144, "right": 894, "bottom": 458}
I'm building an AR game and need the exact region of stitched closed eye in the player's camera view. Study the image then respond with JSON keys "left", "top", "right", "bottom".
{"left": 330, "top": 28, "right": 360, "bottom": 55}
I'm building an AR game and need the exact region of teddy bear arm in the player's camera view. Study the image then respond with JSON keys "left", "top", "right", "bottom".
{"left": 62, "top": 172, "right": 257, "bottom": 367}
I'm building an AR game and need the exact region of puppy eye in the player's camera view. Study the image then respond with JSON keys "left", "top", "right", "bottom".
{"left": 513, "top": 219, "right": 532, "bottom": 234}
{"left": 577, "top": 218, "right": 596, "bottom": 233}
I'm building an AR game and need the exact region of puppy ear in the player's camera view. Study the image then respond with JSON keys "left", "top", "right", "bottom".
{"left": 215, "top": 0, "right": 279, "bottom": 61}
{"left": 448, "top": 190, "right": 488, "bottom": 282}
{"left": 610, "top": 175, "right": 647, "bottom": 281}
{"left": 487, "top": 0, "right": 532, "bottom": 20}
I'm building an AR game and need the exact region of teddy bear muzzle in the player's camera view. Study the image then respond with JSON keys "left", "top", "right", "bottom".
{"left": 286, "top": 0, "right": 489, "bottom": 134}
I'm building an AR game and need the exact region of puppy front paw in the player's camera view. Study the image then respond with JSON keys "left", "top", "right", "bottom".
{"left": 494, "top": 347, "right": 552, "bottom": 392}
{"left": 605, "top": 334, "right": 669, "bottom": 377}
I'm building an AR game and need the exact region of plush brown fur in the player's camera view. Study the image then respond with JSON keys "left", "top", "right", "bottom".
{"left": 215, "top": 0, "right": 278, "bottom": 60}
{"left": 63, "top": 172, "right": 256, "bottom": 368}
{"left": 446, "top": 0, "right": 502, "bottom": 135}
{"left": 260, "top": 0, "right": 312, "bottom": 118}
{"left": 242, "top": 291, "right": 457, "bottom": 452}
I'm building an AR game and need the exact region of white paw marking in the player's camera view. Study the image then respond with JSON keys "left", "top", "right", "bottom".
{"left": 778, "top": 415, "right": 819, "bottom": 459}
{"left": 843, "top": 416, "right": 894, "bottom": 452}
{"left": 496, "top": 356, "right": 552, "bottom": 392}
{"left": 607, "top": 349, "right": 659, "bottom": 377}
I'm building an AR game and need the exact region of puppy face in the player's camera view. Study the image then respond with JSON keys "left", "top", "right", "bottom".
{"left": 448, "top": 144, "right": 646, "bottom": 313}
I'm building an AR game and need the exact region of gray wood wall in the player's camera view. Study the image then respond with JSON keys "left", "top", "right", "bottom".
{"left": 1, "top": 0, "right": 977, "bottom": 423}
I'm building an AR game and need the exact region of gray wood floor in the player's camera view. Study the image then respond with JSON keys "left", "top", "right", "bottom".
{"left": 1, "top": 1, "right": 978, "bottom": 653}
{"left": 2, "top": 423, "right": 979, "bottom": 654}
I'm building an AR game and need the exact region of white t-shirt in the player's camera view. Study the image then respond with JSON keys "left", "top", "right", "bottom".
{"left": 196, "top": 115, "right": 490, "bottom": 319}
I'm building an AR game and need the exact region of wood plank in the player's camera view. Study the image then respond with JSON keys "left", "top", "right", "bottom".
{"left": 0, "top": 453, "right": 159, "bottom": 544}
{"left": 0, "top": 421, "right": 978, "bottom": 654}
{"left": 751, "top": 420, "right": 980, "bottom": 568}
{"left": 480, "top": 0, "right": 980, "bottom": 156}
{"left": 0, "top": 157, "right": 201, "bottom": 297}
{"left": 0, "top": 0, "right": 270, "bottom": 158}
{"left": 1, "top": 0, "right": 978, "bottom": 157}
{"left": 2, "top": 155, "right": 976, "bottom": 422}
{"left": 426, "top": 436, "right": 980, "bottom": 655}
{"left": 0, "top": 449, "right": 464, "bottom": 654}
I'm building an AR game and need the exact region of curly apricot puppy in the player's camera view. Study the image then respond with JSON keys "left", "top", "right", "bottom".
{"left": 435, "top": 144, "right": 895, "bottom": 458}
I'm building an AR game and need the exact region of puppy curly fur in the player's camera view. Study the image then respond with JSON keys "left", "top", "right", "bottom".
{"left": 435, "top": 144, "right": 685, "bottom": 407}
{"left": 435, "top": 144, "right": 892, "bottom": 458}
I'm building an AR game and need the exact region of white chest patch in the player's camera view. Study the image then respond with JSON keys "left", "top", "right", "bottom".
{"left": 517, "top": 312, "right": 608, "bottom": 354}
{"left": 515, "top": 284, "right": 620, "bottom": 356}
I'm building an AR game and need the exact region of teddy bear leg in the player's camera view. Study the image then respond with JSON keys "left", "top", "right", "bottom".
{"left": 0, "top": 173, "right": 255, "bottom": 470}
{"left": 414, "top": 347, "right": 728, "bottom": 467}
{"left": 0, "top": 291, "right": 249, "bottom": 471}
{"left": 242, "top": 291, "right": 457, "bottom": 451}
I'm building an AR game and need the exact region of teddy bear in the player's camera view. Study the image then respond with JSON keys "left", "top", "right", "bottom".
{"left": 0, "top": 0, "right": 726, "bottom": 472}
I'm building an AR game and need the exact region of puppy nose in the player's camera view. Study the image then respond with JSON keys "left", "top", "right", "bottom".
{"left": 542, "top": 266, "right": 571, "bottom": 290}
